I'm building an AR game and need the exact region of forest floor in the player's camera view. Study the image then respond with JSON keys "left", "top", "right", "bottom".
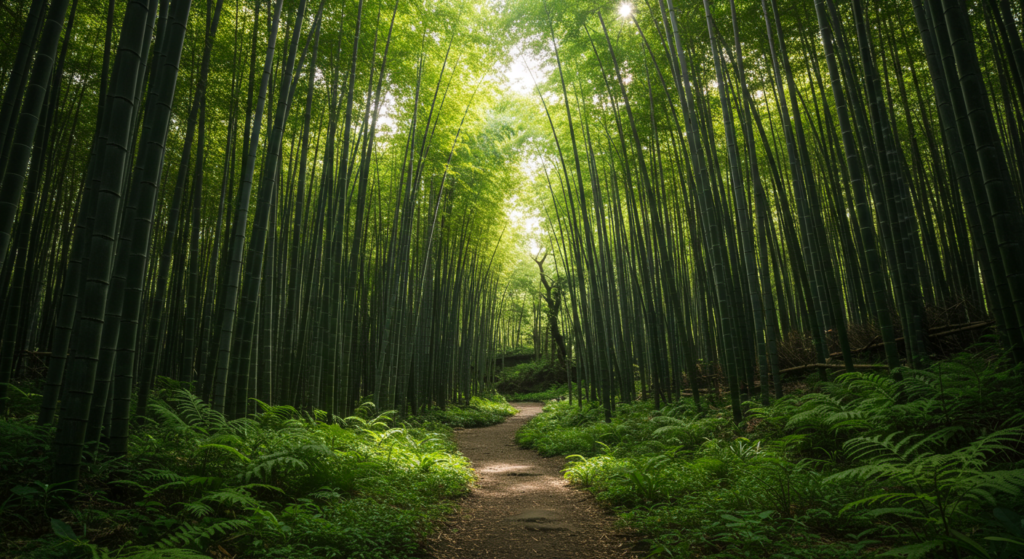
{"left": 426, "top": 402, "right": 639, "bottom": 559}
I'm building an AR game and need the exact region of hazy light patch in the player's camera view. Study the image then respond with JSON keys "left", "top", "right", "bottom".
{"left": 504, "top": 45, "right": 549, "bottom": 95}
{"left": 618, "top": 3, "right": 633, "bottom": 18}
{"left": 520, "top": 152, "right": 544, "bottom": 176}
{"left": 507, "top": 207, "right": 542, "bottom": 234}
{"left": 374, "top": 92, "right": 397, "bottom": 131}
{"left": 504, "top": 57, "right": 535, "bottom": 95}
{"left": 506, "top": 200, "right": 543, "bottom": 258}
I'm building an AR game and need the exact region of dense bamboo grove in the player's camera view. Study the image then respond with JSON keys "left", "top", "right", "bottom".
{"left": 0, "top": 0, "right": 536, "bottom": 490}
{"left": 506, "top": 0, "right": 1024, "bottom": 423}
{"left": 2, "top": 0, "right": 1024, "bottom": 490}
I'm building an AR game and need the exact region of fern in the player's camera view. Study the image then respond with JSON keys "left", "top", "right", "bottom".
{"left": 779, "top": 369, "right": 981, "bottom": 441}
{"left": 197, "top": 443, "right": 250, "bottom": 464}
{"left": 139, "top": 470, "right": 188, "bottom": 497}
{"left": 243, "top": 452, "right": 311, "bottom": 483}
{"left": 241, "top": 443, "right": 332, "bottom": 482}
{"left": 225, "top": 416, "right": 260, "bottom": 437}
{"left": 148, "top": 402, "right": 198, "bottom": 439}
{"left": 165, "top": 389, "right": 228, "bottom": 434}
{"left": 653, "top": 400, "right": 695, "bottom": 420}
{"left": 784, "top": 393, "right": 862, "bottom": 433}
{"left": 832, "top": 427, "right": 1024, "bottom": 544}
{"left": 846, "top": 371, "right": 900, "bottom": 395}
{"left": 652, "top": 422, "right": 700, "bottom": 447}
{"left": 195, "top": 487, "right": 260, "bottom": 511}
{"left": 157, "top": 518, "right": 251, "bottom": 549}
{"left": 344, "top": 409, "right": 397, "bottom": 434}
{"left": 180, "top": 500, "right": 214, "bottom": 519}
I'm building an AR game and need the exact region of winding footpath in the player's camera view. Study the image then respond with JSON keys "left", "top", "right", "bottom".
{"left": 428, "top": 403, "right": 638, "bottom": 558}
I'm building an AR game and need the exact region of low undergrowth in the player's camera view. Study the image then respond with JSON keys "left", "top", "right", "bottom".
{"left": 1, "top": 389, "right": 476, "bottom": 559}
{"left": 495, "top": 359, "right": 569, "bottom": 397}
{"left": 504, "top": 383, "right": 570, "bottom": 402}
{"left": 517, "top": 347, "right": 1024, "bottom": 558}
{"left": 412, "top": 393, "right": 517, "bottom": 428}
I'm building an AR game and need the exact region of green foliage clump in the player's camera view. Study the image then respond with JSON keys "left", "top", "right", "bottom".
{"left": 1, "top": 390, "right": 475, "bottom": 559}
{"left": 516, "top": 399, "right": 730, "bottom": 457}
{"left": 412, "top": 393, "right": 517, "bottom": 428}
{"left": 505, "top": 383, "right": 570, "bottom": 402}
{"left": 518, "top": 351, "right": 1024, "bottom": 558}
{"left": 495, "top": 359, "right": 566, "bottom": 396}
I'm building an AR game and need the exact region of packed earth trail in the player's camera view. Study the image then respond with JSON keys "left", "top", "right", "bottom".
{"left": 428, "top": 403, "right": 638, "bottom": 558}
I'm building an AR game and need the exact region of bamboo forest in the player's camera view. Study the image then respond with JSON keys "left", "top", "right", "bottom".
{"left": 3, "top": 0, "right": 1024, "bottom": 555}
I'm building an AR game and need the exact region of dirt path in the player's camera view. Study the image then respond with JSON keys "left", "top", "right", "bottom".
{"left": 427, "top": 403, "right": 637, "bottom": 558}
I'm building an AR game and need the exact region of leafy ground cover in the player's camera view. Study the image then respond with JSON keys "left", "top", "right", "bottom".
{"left": 0, "top": 389, "right": 514, "bottom": 559}
{"left": 504, "top": 384, "right": 570, "bottom": 402}
{"left": 412, "top": 394, "right": 518, "bottom": 428}
{"left": 516, "top": 347, "right": 1024, "bottom": 558}
{"left": 494, "top": 359, "right": 570, "bottom": 398}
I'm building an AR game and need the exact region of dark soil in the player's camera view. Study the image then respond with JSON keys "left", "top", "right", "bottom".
{"left": 427, "top": 403, "right": 638, "bottom": 558}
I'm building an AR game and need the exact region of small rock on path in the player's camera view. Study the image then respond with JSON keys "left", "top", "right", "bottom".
{"left": 427, "top": 402, "right": 637, "bottom": 558}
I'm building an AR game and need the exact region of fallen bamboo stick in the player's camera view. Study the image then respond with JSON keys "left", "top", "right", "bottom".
{"left": 779, "top": 363, "right": 887, "bottom": 375}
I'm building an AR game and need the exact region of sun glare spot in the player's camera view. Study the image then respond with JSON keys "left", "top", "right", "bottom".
{"left": 618, "top": 3, "right": 632, "bottom": 18}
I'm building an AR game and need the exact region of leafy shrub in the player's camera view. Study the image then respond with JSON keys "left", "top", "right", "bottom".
{"left": 0, "top": 418, "right": 53, "bottom": 494}
{"left": 495, "top": 359, "right": 565, "bottom": 395}
{"left": 412, "top": 394, "right": 516, "bottom": 428}
{"left": 516, "top": 399, "right": 729, "bottom": 457}
{"left": 1, "top": 389, "right": 476, "bottom": 559}
{"left": 832, "top": 427, "right": 1024, "bottom": 557}
{"left": 517, "top": 350, "right": 1024, "bottom": 558}
{"left": 505, "top": 383, "right": 570, "bottom": 402}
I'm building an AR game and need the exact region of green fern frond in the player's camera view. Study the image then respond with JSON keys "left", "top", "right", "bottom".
{"left": 140, "top": 469, "right": 185, "bottom": 483}
{"left": 833, "top": 426, "right": 1024, "bottom": 539}
{"left": 242, "top": 453, "right": 309, "bottom": 484}
{"left": 254, "top": 400, "right": 300, "bottom": 423}
{"left": 182, "top": 476, "right": 222, "bottom": 489}
{"left": 145, "top": 480, "right": 187, "bottom": 497}
{"left": 149, "top": 402, "right": 195, "bottom": 437}
{"left": 1003, "top": 411, "right": 1024, "bottom": 427}
{"left": 846, "top": 372, "right": 897, "bottom": 398}
{"left": 180, "top": 501, "right": 214, "bottom": 519}
{"left": 343, "top": 415, "right": 369, "bottom": 429}
{"left": 963, "top": 427, "right": 1024, "bottom": 459}
{"left": 351, "top": 401, "right": 376, "bottom": 419}
{"left": 227, "top": 417, "right": 260, "bottom": 435}
{"left": 199, "top": 488, "right": 259, "bottom": 509}
{"left": 235, "top": 482, "right": 284, "bottom": 494}
{"left": 962, "top": 471, "right": 1024, "bottom": 504}
{"left": 198, "top": 443, "right": 250, "bottom": 464}
{"left": 157, "top": 518, "right": 251, "bottom": 549}
{"left": 203, "top": 433, "right": 244, "bottom": 448}
{"left": 785, "top": 394, "right": 850, "bottom": 432}
{"left": 167, "top": 389, "right": 228, "bottom": 433}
